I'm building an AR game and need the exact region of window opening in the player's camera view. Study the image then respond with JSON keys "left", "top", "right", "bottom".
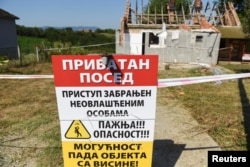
{"left": 196, "top": 35, "right": 203, "bottom": 42}
{"left": 149, "top": 33, "right": 159, "bottom": 45}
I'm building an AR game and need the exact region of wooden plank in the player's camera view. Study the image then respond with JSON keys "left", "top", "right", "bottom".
{"left": 228, "top": 2, "right": 241, "bottom": 26}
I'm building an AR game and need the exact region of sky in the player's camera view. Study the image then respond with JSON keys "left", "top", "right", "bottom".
{"left": 0, "top": 0, "right": 148, "bottom": 29}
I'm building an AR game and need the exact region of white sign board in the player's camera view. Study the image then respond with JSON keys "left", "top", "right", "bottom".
{"left": 52, "top": 55, "right": 158, "bottom": 167}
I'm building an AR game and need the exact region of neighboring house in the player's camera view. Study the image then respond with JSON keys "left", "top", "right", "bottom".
{"left": 116, "top": 0, "right": 243, "bottom": 65}
{"left": 217, "top": 27, "right": 250, "bottom": 62}
{"left": 0, "top": 8, "right": 19, "bottom": 59}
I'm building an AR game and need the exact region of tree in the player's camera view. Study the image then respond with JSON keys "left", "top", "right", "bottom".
{"left": 231, "top": 0, "right": 244, "bottom": 12}
{"left": 216, "top": 0, "right": 249, "bottom": 34}
{"left": 242, "top": 0, "right": 250, "bottom": 33}
{"left": 147, "top": 0, "right": 168, "bottom": 14}
{"left": 146, "top": 0, "right": 191, "bottom": 14}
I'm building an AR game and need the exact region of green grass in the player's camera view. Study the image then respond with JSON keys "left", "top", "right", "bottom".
{"left": 18, "top": 36, "right": 50, "bottom": 50}
{"left": 99, "top": 33, "right": 115, "bottom": 38}
{"left": 0, "top": 60, "right": 53, "bottom": 74}
{"left": 158, "top": 64, "right": 250, "bottom": 150}
{"left": 0, "top": 63, "right": 62, "bottom": 166}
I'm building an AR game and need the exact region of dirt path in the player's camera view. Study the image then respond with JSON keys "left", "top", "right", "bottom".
{"left": 152, "top": 102, "right": 221, "bottom": 167}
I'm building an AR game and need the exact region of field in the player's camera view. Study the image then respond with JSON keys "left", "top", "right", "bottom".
{"left": 158, "top": 62, "right": 250, "bottom": 151}
{"left": 0, "top": 60, "right": 250, "bottom": 166}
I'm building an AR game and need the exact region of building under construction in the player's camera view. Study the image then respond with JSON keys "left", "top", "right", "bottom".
{"left": 116, "top": 0, "right": 247, "bottom": 65}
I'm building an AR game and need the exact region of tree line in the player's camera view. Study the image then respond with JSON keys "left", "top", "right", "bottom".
{"left": 17, "top": 25, "right": 116, "bottom": 46}
{"left": 17, "top": 25, "right": 116, "bottom": 61}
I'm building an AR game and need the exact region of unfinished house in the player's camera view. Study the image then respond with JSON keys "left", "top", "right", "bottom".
{"left": 116, "top": 0, "right": 243, "bottom": 65}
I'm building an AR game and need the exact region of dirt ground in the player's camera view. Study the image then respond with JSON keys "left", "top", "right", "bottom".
{"left": 152, "top": 104, "right": 221, "bottom": 167}
{"left": 152, "top": 63, "right": 221, "bottom": 167}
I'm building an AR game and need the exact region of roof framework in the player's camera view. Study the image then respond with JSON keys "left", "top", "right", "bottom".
{"left": 121, "top": 0, "right": 241, "bottom": 29}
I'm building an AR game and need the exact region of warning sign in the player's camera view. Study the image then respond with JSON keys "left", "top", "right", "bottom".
{"left": 60, "top": 120, "right": 155, "bottom": 141}
{"left": 65, "top": 120, "right": 91, "bottom": 139}
{"left": 55, "top": 87, "right": 157, "bottom": 121}
{"left": 52, "top": 55, "right": 158, "bottom": 167}
{"left": 62, "top": 141, "right": 153, "bottom": 167}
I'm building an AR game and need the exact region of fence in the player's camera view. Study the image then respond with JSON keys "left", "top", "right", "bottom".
{"left": 15, "top": 41, "right": 241, "bottom": 64}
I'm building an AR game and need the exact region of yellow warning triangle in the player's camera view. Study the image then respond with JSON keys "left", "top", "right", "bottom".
{"left": 65, "top": 120, "right": 91, "bottom": 139}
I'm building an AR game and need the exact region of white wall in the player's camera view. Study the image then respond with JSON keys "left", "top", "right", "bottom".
{"left": 127, "top": 33, "right": 142, "bottom": 55}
